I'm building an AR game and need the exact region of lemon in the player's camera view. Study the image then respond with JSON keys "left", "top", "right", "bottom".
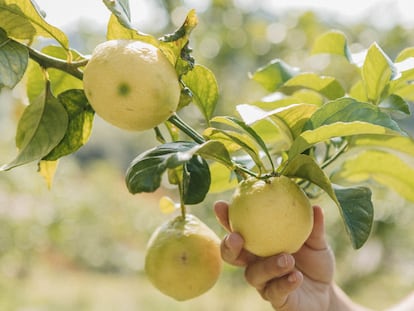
{"left": 228, "top": 175, "right": 313, "bottom": 257}
{"left": 145, "top": 214, "right": 222, "bottom": 301}
{"left": 83, "top": 39, "right": 180, "bottom": 131}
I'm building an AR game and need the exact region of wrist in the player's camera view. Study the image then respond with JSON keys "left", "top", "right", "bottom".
{"left": 329, "top": 283, "right": 373, "bottom": 311}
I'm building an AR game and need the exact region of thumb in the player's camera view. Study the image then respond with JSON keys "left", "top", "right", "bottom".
{"left": 305, "top": 205, "right": 328, "bottom": 251}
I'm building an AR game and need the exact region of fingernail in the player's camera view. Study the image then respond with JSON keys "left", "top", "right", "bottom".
{"left": 225, "top": 233, "right": 242, "bottom": 249}
{"left": 288, "top": 272, "right": 297, "bottom": 283}
{"left": 277, "top": 254, "right": 289, "bottom": 268}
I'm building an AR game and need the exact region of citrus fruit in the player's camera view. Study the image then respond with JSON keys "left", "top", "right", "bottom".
{"left": 228, "top": 175, "right": 313, "bottom": 257}
{"left": 145, "top": 214, "right": 222, "bottom": 301}
{"left": 83, "top": 39, "right": 180, "bottom": 131}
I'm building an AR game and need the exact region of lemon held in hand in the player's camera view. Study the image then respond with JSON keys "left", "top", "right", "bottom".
{"left": 145, "top": 214, "right": 222, "bottom": 301}
{"left": 228, "top": 175, "right": 313, "bottom": 257}
{"left": 83, "top": 39, "right": 180, "bottom": 131}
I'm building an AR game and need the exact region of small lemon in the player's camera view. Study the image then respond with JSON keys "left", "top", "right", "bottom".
{"left": 229, "top": 175, "right": 313, "bottom": 257}
{"left": 83, "top": 39, "right": 180, "bottom": 131}
{"left": 145, "top": 214, "right": 222, "bottom": 301}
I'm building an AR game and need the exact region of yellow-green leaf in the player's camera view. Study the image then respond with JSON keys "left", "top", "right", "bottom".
{"left": 106, "top": 14, "right": 158, "bottom": 45}
{"left": 38, "top": 160, "right": 58, "bottom": 189}
{"left": 250, "top": 58, "right": 298, "bottom": 92}
{"left": 0, "top": 0, "right": 69, "bottom": 48}
{"left": 208, "top": 162, "right": 238, "bottom": 193}
{"left": 289, "top": 122, "right": 402, "bottom": 158}
{"left": 1, "top": 86, "right": 68, "bottom": 170}
{"left": 282, "top": 73, "right": 345, "bottom": 100}
{"left": 361, "top": 43, "right": 396, "bottom": 103}
{"left": 349, "top": 135, "right": 414, "bottom": 157}
{"left": 311, "top": 30, "right": 352, "bottom": 61}
{"left": 159, "top": 196, "right": 179, "bottom": 214}
{"left": 43, "top": 89, "right": 94, "bottom": 161}
{"left": 331, "top": 150, "right": 414, "bottom": 202}
{"left": 181, "top": 64, "right": 218, "bottom": 122}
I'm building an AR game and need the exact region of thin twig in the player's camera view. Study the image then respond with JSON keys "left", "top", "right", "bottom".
{"left": 27, "top": 46, "right": 86, "bottom": 80}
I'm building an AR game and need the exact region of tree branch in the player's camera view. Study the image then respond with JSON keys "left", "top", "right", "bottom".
{"left": 21, "top": 42, "right": 87, "bottom": 80}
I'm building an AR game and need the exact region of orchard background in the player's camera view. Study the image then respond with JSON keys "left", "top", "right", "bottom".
{"left": 1, "top": 0, "right": 414, "bottom": 310}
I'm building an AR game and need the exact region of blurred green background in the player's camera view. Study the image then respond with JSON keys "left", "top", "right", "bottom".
{"left": 1, "top": 0, "right": 414, "bottom": 310}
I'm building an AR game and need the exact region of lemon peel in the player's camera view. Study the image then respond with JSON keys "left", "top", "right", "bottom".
{"left": 145, "top": 214, "right": 222, "bottom": 300}
{"left": 83, "top": 39, "right": 180, "bottom": 131}
{"left": 229, "top": 175, "right": 313, "bottom": 257}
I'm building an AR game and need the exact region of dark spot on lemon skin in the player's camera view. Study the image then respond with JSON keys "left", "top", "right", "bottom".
{"left": 180, "top": 252, "right": 188, "bottom": 265}
{"left": 118, "top": 82, "right": 131, "bottom": 97}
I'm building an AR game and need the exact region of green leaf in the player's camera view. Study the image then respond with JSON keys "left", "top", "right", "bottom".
{"left": 218, "top": 116, "right": 273, "bottom": 167}
{"left": 304, "top": 98, "right": 404, "bottom": 132}
{"left": 349, "top": 134, "right": 414, "bottom": 157}
{"left": 331, "top": 150, "right": 414, "bottom": 202}
{"left": 193, "top": 139, "right": 234, "bottom": 169}
{"left": 282, "top": 73, "right": 345, "bottom": 100}
{"left": 0, "top": 0, "right": 69, "bottom": 48}
{"left": 361, "top": 43, "right": 397, "bottom": 103}
{"left": 349, "top": 80, "right": 368, "bottom": 102}
{"left": 0, "top": 28, "right": 28, "bottom": 89}
{"left": 210, "top": 116, "right": 272, "bottom": 172}
{"left": 1, "top": 86, "right": 68, "bottom": 170}
{"left": 389, "top": 50, "right": 414, "bottom": 101}
{"left": 43, "top": 46, "right": 85, "bottom": 94}
{"left": 26, "top": 60, "right": 45, "bottom": 102}
{"left": 126, "top": 141, "right": 198, "bottom": 194}
{"left": 236, "top": 104, "right": 293, "bottom": 152}
{"left": 0, "top": 2, "right": 35, "bottom": 40}
{"left": 250, "top": 59, "right": 298, "bottom": 92}
{"left": 103, "top": 0, "right": 131, "bottom": 29}
{"left": 379, "top": 94, "right": 410, "bottom": 116}
{"left": 106, "top": 13, "right": 159, "bottom": 46}
{"left": 334, "top": 186, "right": 373, "bottom": 249}
{"left": 236, "top": 103, "right": 319, "bottom": 151}
{"left": 279, "top": 154, "right": 339, "bottom": 206}
{"left": 126, "top": 140, "right": 224, "bottom": 195}
{"left": 204, "top": 127, "right": 265, "bottom": 173}
{"left": 311, "top": 30, "right": 352, "bottom": 61}
{"left": 25, "top": 45, "right": 85, "bottom": 102}
{"left": 209, "top": 162, "right": 238, "bottom": 193}
{"left": 182, "top": 155, "right": 210, "bottom": 204}
{"left": 108, "top": 9, "right": 199, "bottom": 73}
{"left": 395, "top": 47, "right": 414, "bottom": 62}
{"left": 43, "top": 89, "right": 94, "bottom": 161}
{"left": 159, "top": 9, "right": 198, "bottom": 71}
{"left": 273, "top": 105, "right": 318, "bottom": 138}
{"left": 289, "top": 122, "right": 403, "bottom": 159}
{"left": 288, "top": 97, "right": 405, "bottom": 157}
{"left": 279, "top": 154, "right": 373, "bottom": 249}
{"left": 181, "top": 64, "right": 218, "bottom": 122}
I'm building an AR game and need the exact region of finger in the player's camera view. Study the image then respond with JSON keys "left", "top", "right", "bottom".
{"left": 244, "top": 254, "right": 295, "bottom": 290}
{"left": 304, "top": 205, "right": 328, "bottom": 251}
{"left": 221, "top": 232, "right": 256, "bottom": 266}
{"left": 214, "top": 200, "right": 231, "bottom": 232}
{"left": 264, "top": 270, "right": 303, "bottom": 309}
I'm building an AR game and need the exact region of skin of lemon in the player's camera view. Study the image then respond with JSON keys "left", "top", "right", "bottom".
{"left": 145, "top": 214, "right": 222, "bottom": 301}
{"left": 83, "top": 39, "right": 180, "bottom": 131}
{"left": 228, "top": 175, "right": 313, "bottom": 257}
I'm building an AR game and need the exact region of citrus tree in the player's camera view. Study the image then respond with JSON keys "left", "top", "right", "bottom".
{"left": 1, "top": 0, "right": 414, "bottom": 300}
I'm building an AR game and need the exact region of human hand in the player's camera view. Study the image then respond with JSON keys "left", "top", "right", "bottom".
{"left": 214, "top": 201, "right": 335, "bottom": 311}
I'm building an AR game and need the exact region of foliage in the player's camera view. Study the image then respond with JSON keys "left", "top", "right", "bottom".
{"left": 1, "top": 1, "right": 414, "bottom": 309}
{"left": 1, "top": 1, "right": 414, "bottom": 253}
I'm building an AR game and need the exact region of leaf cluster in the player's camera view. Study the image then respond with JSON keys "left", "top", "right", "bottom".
{"left": 1, "top": 2, "right": 414, "bottom": 249}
